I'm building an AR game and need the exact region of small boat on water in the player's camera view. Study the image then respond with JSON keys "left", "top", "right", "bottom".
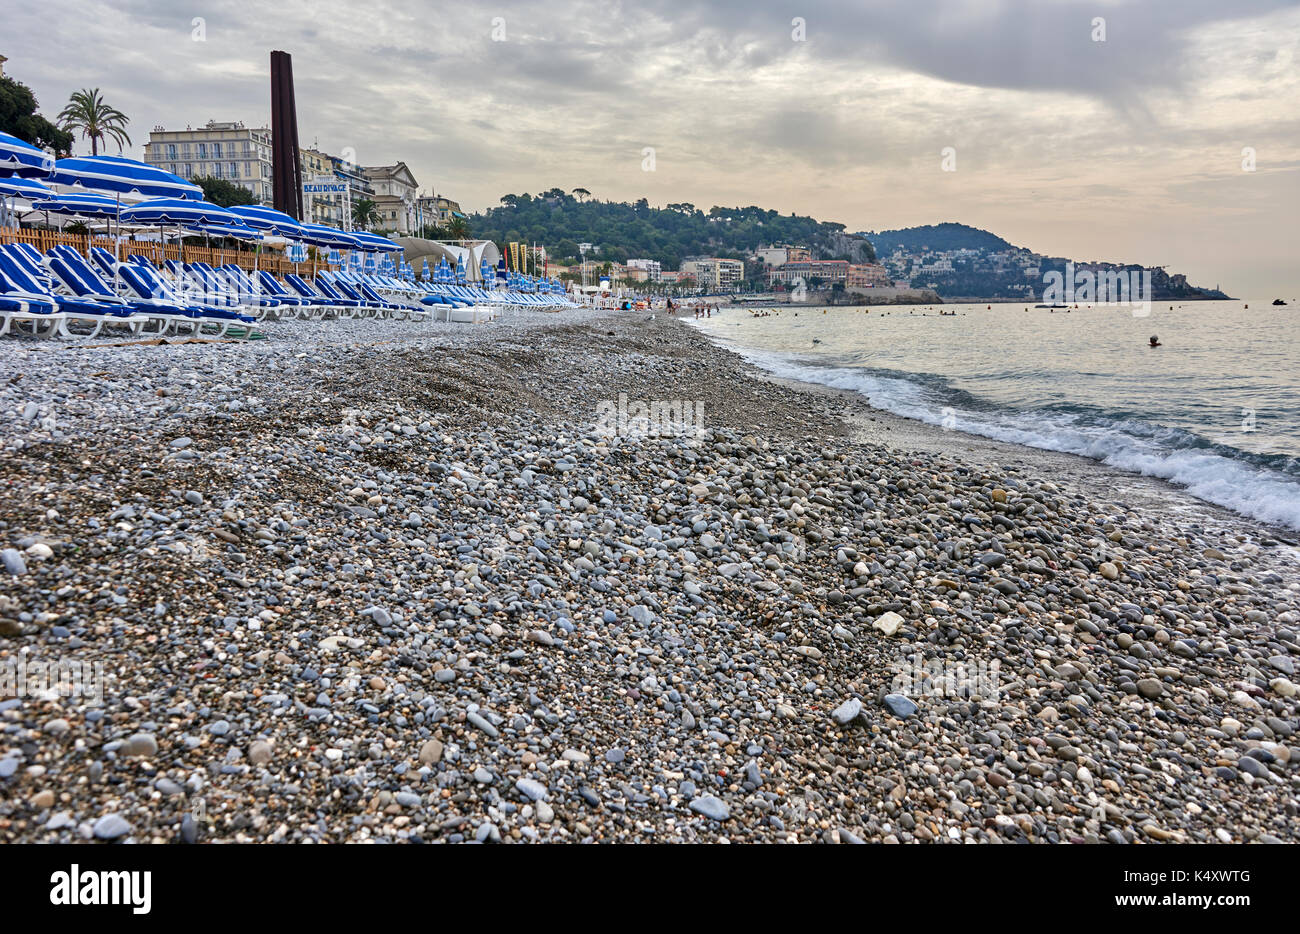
{"left": 1035, "top": 303, "right": 1068, "bottom": 309}
{"left": 1273, "top": 299, "right": 1287, "bottom": 305}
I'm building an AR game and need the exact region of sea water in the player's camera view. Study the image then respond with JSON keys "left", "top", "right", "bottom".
{"left": 689, "top": 299, "right": 1300, "bottom": 532}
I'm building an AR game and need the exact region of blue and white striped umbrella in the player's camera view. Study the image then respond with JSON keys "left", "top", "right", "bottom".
{"left": 119, "top": 197, "right": 239, "bottom": 227}
{"left": 327, "top": 248, "right": 342, "bottom": 266}
{"left": 297, "top": 223, "right": 361, "bottom": 249}
{"left": 0, "top": 131, "right": 55, "bottom": 178}
{"left": 350, "top": 230, "right": 402, "bottom": 253}
{"left": 421, "top": 258, "right": 431, "bottom": 281}
{"left": 48, "top": 155, "right": 201, "bottom": 200}
{"left": 227, "top": 204, "right": 304, "bottom": 238}
{"left": 286, "top": 243, "right": 308, "bottom": 263}
{"left": 192, "top": 222, "right": 262, "bottom": 241}
{"left": 479, "top": 258, "right": 492, "bottom": 283}
{"left": 454, "top": 260, "right": 466, "bottom": 284}
{"left": 0, "top": 176, "right": 53, "bottom": 200}
{"left": 31, "top": 192, "right": 121, "bottom": 218}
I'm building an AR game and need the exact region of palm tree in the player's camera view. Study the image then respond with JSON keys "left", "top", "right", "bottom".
{"left": 446, "top": 215, "right": 470, "bottom": 240}
{"left": 57, "top": 88, "right": 131, "bottom": 156}
{"left": 351, "top": 198, "right": 381, "bottom": 230}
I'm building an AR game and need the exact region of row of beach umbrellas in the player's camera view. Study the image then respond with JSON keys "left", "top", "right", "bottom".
{"left": 415, "top": 254, "right": 504, "bottom": 287}
{"left": 1, "top": 132, "right": 571, "bottom": 295}
{"left": 0, "top": 131, "right": 402, "bottom": 259}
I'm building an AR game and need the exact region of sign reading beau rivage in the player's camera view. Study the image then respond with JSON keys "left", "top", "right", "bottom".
{"left": 305, "top": 175, "right": 347, "bottom": 193}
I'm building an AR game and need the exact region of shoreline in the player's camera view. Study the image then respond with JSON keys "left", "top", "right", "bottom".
{"left": 698, "top": 304, "right": 1300, "bottom": 549}
{"left": 756, "top": 371, "right": 1300, "bottom": 557}
{"left": 0, "top": 309, "right": 1296, "bottom": 843}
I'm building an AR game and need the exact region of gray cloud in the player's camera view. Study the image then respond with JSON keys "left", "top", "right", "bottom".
{"left": 4, "top": 0, "right": 1298, "bottom": 292}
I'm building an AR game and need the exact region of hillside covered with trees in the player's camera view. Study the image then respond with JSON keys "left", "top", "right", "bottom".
{"left": 862, "top": 222, "right": 1013, "bottom": 256}
{"left": 470, "top": 189, "right": 875, "bottom": 270}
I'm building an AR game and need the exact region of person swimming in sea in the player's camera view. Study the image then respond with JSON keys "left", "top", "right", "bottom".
{"left": 1149, "top": 335, "right": 1161, "bottom": 347}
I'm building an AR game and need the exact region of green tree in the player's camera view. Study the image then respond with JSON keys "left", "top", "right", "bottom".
{"left": 191, "top": 175, "right": 256, "bottom": 207}
{"left": 446, "top": 215, "right": 471, "bottom": 239}
{"left": 0, "top": 76, "right": 73, "bottom": 153}
{"left": 57, "top": 88, "right": 131, "bottom": 156}
{"left": 468, "top": 190, "right": 876, "bottom": 279}
{"left": 571, "top": 188, "right": 591, "bottom": 202}
{"left": 351, "top": 198, "right": 381, "bottom": 230}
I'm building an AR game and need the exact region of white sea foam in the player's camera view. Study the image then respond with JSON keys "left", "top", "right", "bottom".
{"left": 739, "top": 348, "right": 1300, "bottom": 532}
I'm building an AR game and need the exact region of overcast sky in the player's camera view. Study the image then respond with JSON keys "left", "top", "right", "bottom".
{"left": 9, "top": 0, "right": 1299, "bottom": 293}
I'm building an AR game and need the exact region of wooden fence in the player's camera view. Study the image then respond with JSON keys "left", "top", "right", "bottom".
{"left": 0, "top": 227, "right": 337, "bottom": 277}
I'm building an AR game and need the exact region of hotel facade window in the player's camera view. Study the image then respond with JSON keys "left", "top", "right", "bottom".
{"left": 145, "top": 123, "right": 276, "bottom": 206}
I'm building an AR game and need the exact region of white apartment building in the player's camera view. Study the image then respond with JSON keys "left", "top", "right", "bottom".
{"left": 626, "top": 258, "right": 662, "bottom": 282}
{"left": 682, "top": 258, "right": 744, "bottom": 291}
{"left": 362, "top": 162, "right": 419, "bottom": 234}
{"left": 143, "top": 120, "right": 274, "bottom": 203}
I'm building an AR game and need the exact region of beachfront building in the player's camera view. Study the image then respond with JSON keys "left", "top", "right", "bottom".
{"left": 755, "top": 245, "right": 811, "bottom": 268}
{"left": 143, "top": 120, "right": 274, "bottom": 204}
{"left": 660, "top": 270, "right": 695, "bottom": 292}
{"left": 328, "top": 155, "right": 372, "bottom": 229}
{"left": 626, "top": 258, "right": 662, "bottom": 282}
{"left": 682, "top": 258, "right": 744, "bottom": 292}
{"left": 299, "top": 147, "right": 345, "bottom": 227}
{"left": 768, "top": 259, "right": 849, "bottom": 287}
{"left": 415, "top": 193, "right": 464, "bottom": 230}
{"left": 847, "top": 262, "right": 891, "bottom": 288}
{"left": 362, "top": 162, "right": 419, "bottom": 235}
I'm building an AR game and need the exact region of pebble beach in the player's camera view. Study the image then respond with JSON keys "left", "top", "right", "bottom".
{"left": 1, "top": 308, "right": 1297, "bottom": 844}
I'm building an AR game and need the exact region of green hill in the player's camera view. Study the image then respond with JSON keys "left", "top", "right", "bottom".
{"left": 469, "top": 190, "right": 875, "bottom": 270}
{"left": 863, "top": 222, "right": 1013, "bottom": 256}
